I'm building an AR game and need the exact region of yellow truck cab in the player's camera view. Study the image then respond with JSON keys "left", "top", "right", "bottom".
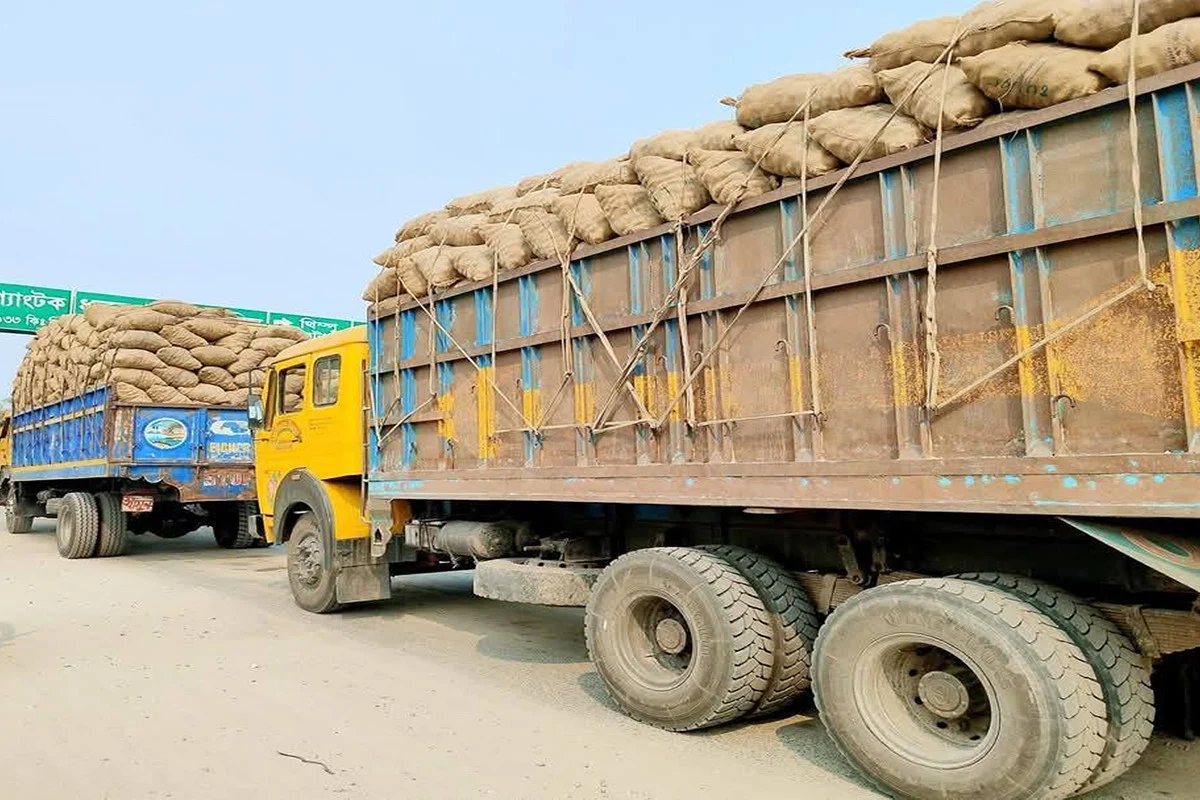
{"left": 249, "top": 326, "right": 404, "bottom": 609}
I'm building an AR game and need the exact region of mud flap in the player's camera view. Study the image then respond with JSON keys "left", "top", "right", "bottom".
{"left": 335, "top": 563, "right": 391, "bottom": 604}
{"left": 1060, "top": 517, "right": 1200, "bottom": 591}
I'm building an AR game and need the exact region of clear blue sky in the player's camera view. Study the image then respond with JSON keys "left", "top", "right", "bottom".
{"left": 0, "top": 0, "right": 967, "bottom": 394}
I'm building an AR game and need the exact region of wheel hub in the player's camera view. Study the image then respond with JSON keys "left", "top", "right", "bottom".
{"left": 295, "top": 535, "right": 324, "bottom": 587}
{"left": 917, "top": 670, "right": 971, "bottom": 719}
{"left": 654, "top": 618, "right": 688, "bottom": 655}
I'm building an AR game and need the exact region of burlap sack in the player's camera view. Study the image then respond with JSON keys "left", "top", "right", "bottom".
{"left": 157, "top": 346, "right": 203, "bottom": 371}
{"left": 370, "top": 296, "right": 403, "bottom": 319}
{"left": 190, "top": 345, "right": 239, "bottom": 368}
{"left": 845, "top": 16, "right": 961, "bottom": 72}
{"left": 373, "top": 235, "right": 434, "bottom": 268}
{"left": 395, "top": 209, "right": 450, "bottom": 242}
{"left": 228, "top": 349, "right": 268, "bottom": 376}
{"left": 148, "top": 300, "right": 203, "bottom": 317}
{"left": 690, "top": 150, "right": 780, "bottom": 206}
{"left": 428, "top": 214, "right": 488, "bottom": 246}
{"left": 551, "top": 194, "right": 615, "bottom": 244}
{"left": 955, "top": 0, "right": 1060, "bottom": 57}
{"left": 110, "top": 330, "right": 170, "bottom": 351}
{"left": 196, "top": 307, "right": 239, "bottom": 319}
{"left": 479, "top": 223, "right": 535, "bottom": 270}
{"left": 556, "top": 161, "right": 639, "bottom": 196}
{"left": 594, "top": 184, "right": 667, "bottom": 236}
{"left": 233, "top": 371, "right": 253, "bottom": 389}
{"left": 111, "top": 309, "right": 176, "bottom": 332}
{"left": 517, "top": 173, "right": 558, "bottom": 195}
{"left": 112, "top": 349, "right": 166, "bottom": 371}
{"left": 363, "top": 267, "right": 404, "bottom": 302}
{"left": 412, "top": 247, "right": 460, "bottom": 289}
{"left": 283, "top": 392, "right": 303, "bottom": 413}
{"left": 1057, "top": 0, "right": 1200, "bottom": 49}
{"left": 1091, "top": 17, "right": 1200, "bottom": 82}
{"left": 252, "top": 337, "right": 296, "bottom": 357}
{"left": 114, "top": 383, "right": 152, "bottom": 404}
{"left": 154, "top": 366, "right": 201, "bottom": 388}
{"left": 110, "top": 367, "right": 165, "bottom": 391}
{"left": 284, "top": 373, "right": 306, "bottom": 394}
{"left": 734, "top": 66, "right": 884, "bottom": 129}
{"left": 809, "top": 105, "right": 930, "bottom": 163}
{"left": 216, "top": 331, "right": 254, "bottom": 351}
{"left": 181, "top": 317, "right": 238, "bottom": 342}
{"left": 633, "top": 156, "right": 712, "bottom": 220}
{"left": 960, "top": 43, "right": 1111, "bottom": 110}
{"left": 734, "top": 124, "right": 843, "bottom": 178}
{"left": 227, "top": 388, "right": 251, "bottom": 406}
{"left": 183, "top": 384, "right": 228, "bottom": 404}
{"left": 693, "top": 120, "right": 747, "bottom": 152}
{"left": 160, "top": 325, "right": 209, "bottom": 349}
{"left": 69, "top": 345, "right": 95, "bottom": 365}
{"left": 147, "top": 385, "right": 192, "bottom": 404}
{"left": 516, "top": 209, "right": 576, "bottom": 260}
{"left": 199, "top": 366, "right": 238, "bottom": 391}
{"left": 879, "top": 62, "right": 995, "bottom": 130}
{"left": 88, "top": 362, "right": 105, "bottom": 381}
{"left": 83, "top": 303, "right": 124, "bottom": 330}
{"left": 262, "top": 325, "right": 307, "bottom": 342}
{"left": 492, "top": 187, "right": 563, "bottom": 219}
{"left": 452, "top": 245, "right": 498, "bottom": 282}
{"left": 446, "top": 186, "right": 518, "bottom": 216}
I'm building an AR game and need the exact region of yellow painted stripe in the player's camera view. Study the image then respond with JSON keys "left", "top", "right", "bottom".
{"left": 787, "top": 354, "right": 805, "bottom": 412}
{"left": 477, "top": 365, "right": 496, "bottom": 459}
{"left": 522, "top": 387, "right": 541, "bottom": 426}
{"left": 12, "top": 457, "right": 109, "bottom": 474}
{"left": 437, "top": 391, "right": 456, "bottom": 443}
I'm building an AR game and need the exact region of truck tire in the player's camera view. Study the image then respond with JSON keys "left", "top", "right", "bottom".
{"left": 213, "top": 502, "right": 258, "bottom": 549}
{"left": 4, "top": 485, "right": 34, "bottom": 534}
{"left": 94, "top": 493, "right": 129, "bottom": 557}
{"left": 953, "top": 572, "right": 1155, "bottom": 791}
{"left": 698, "top": 544, "right": 819, "bottom": 717}
{"left": 584, "top": 546, "right": 775, "bottom": 731}
{"left": 287, "top": 515, "right": 340, "bottom": 613}
{"left": 56, "top": 492, "right": 100, "bottom": 560}
{"left": 812, "top": 578, "right": 1107, "bottom": 800}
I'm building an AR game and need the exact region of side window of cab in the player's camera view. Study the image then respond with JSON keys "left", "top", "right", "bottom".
{"left": 277, "top": 363, "right": 308, "bottom": 415}
{"left": 312, "top": 355, "right": 341, "bottom": 407}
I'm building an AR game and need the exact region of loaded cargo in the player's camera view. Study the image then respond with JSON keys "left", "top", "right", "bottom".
{"left": 3, "top": 302, "right": 308, "bottom": 557}
{"left": 252, "top": 4, "right": 1200, "bottom": 799}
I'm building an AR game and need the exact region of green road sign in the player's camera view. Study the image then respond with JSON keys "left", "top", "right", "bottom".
{"left": 74, "top": 290, "right": 154, "bottom": 311}
{"left": 0, "top": 283, "right": 74, "bottom": 333}
{"left": 0, "top": 282, "right": 360, "bottom": 336}
{"left": 267, "top": 312, "right": 357, "bottom": 336}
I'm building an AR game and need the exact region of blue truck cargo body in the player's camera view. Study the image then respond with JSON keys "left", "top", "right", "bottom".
{"left": 9, "top": 387, "right": 255, "bottom": 502}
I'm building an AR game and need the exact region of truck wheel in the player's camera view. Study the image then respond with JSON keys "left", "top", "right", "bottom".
{"left": 584, "top": 546, "right": 774, "bottom": 731}
{"left": 56, "top": 492, "right": 100, "bottom": 560}
{"left": 812, "top": 578, "right": 1107, "bottom": 800}
{"left": 4, "top": 485, "right": 33, "bottom": 534}
{"left": 954, "top": 572, "right": 1155, "bottom": 791}
{"left": 94, "top": 493, "right": 129, "bottom": 557}
{"left": 213, "top": 502, "right": 258, "bottom": 549}
{"left": 287, "top": 515, "right": 340, "bottom": 613}
{"left": 699, "top": 544, "right": 819, "bottom": 717}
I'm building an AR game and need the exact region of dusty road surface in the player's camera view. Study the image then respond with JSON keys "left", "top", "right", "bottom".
{"left": 1, "top": 519, "right": 1196, "bottom": 800}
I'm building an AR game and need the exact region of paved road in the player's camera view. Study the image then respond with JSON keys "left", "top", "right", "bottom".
{"left": 1, "top": 519, "right": 1194, "bottom": 799}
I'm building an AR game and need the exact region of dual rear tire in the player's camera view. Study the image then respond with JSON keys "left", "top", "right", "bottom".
{"left": 584, "top": 546, "right": 818, "bottom": 732}
{"left": 56, "top": 492, "right": 128, "bottom": 559}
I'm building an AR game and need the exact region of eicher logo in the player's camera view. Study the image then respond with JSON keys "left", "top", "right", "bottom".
{"left": 210, "top": 419, "right": 249, "bottom": 437}
{"left": 143, "top": 417, "right": 189, "bottom": 450}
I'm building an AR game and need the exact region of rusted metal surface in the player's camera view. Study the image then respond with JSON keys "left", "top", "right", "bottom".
{"left": 369, "top": 66, "right": 1200, "bottom": 519}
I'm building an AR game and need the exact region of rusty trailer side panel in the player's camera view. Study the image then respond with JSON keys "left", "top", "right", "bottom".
{"left": 368, "top": 65, "right": 1200, "bottom": 519}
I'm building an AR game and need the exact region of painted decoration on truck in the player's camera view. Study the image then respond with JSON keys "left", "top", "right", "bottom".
{"left": 143, "top": 417, "right": 189, "bottom": 450}
{"left": 205, "top": 409, "right": 253, "bottom": 463}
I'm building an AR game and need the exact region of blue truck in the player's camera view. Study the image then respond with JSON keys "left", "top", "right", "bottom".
{"left": 1, "top": 386, "right": 261, "bottom": 557}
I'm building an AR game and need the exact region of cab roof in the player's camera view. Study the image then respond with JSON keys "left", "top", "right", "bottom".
{"left": 275, "top": 325, "right": 367, "bottom": 362}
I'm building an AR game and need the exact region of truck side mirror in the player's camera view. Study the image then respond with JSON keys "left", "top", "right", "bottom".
{"left": 247, "top": 395, "right": 265, "bottom": 430}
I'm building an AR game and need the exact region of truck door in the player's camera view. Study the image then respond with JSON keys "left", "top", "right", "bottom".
{"left": 253, "top": 356, "right": 309, "bottom": 523}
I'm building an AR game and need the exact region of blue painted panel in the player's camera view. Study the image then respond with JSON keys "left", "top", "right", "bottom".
{"left": 201, "top": 408, "right": 254, "bottom": 464}
{"left": 132, "top": 407, "right": 200, "bottom": 462}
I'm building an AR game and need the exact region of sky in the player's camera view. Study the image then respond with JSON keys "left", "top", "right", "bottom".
{"left": 0, "top": 0, "right": 968, "bottom": 396}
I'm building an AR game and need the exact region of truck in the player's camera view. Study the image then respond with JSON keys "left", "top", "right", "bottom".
{"left": 249, "top": 65, "right": 1200, "bottom": 800}
{"left": 4, "top": 385, "right": 261, "bottom": 556}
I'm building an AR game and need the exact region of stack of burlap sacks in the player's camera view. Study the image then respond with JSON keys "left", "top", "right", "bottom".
{"left": 365, "top": 0, "right": 1200, "bottom": 310}
{"left": 11, "top": 301, "right": 308, "bottom": 412}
